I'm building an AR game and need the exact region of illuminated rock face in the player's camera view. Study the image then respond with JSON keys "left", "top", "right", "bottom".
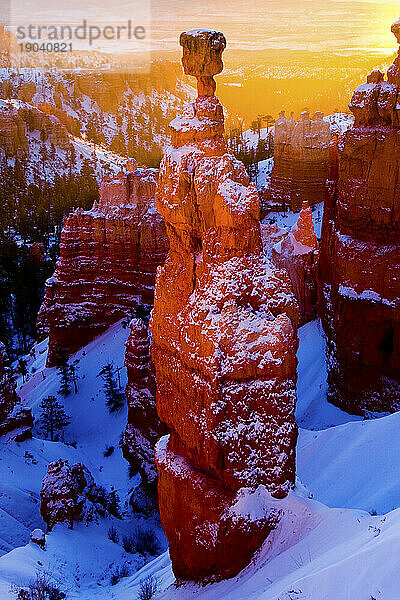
{"left": 37, "top": 167, "right": 169, "bottom": 367}
{"left": 272, "top": 202, "right": 319, "bottom": 326}
{"left": 319, "top": 21, "right": 400, "bottom": 414}
{"left": 264, "top": 110, "right": 330, "bottom": 213}
{"left": 152, "top": 29, "right": 299, "bottom": 582}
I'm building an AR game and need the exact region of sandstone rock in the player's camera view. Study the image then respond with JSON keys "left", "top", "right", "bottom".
{"left": 319, "top": 21, "right": 400, "bottom": 413}
{"left": 272, "top": 202, "right": 319, "bottom": 325}
{"left": 122, "top": 317, "right": 167, "bottom": 492}
{"left": 264, "top": 109, "right": 331, "bottom": 214}
{"left": 152, "top": 30, "right": 299, "bottom": 581}
{"left": 0, "top": 101, "right": 29, "bottom": 157}
{"left": 38, "top": 167, "right": 169, "bottom": 366}
{"left": 0, "top": 343, "right": 33, "bottom": 441}
{"left": 40, "top": 460, "right": 105, "bottom": 532}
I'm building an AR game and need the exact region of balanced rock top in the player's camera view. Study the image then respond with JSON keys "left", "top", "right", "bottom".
{"left": 180, "top": 29, "right": 226, "bottom": 97}
{"left": 392, "top": 18, "right": 400, "bottom": 44}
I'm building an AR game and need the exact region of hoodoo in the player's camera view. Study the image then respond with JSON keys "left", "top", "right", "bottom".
{"left": 319, "top": 20, "right": 400, "bottom": 414}
{"left": 152, "top": 30, "right": 299, "bottom": 581}
{"left": 264, "top": 109, "right": 330, "bottom": 214}
{"left": 37, "top": 164, "right": 169, "bottom": 367}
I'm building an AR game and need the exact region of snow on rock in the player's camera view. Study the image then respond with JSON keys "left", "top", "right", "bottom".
{"left": 319, "top": 21, "right": 400, "bottom": 414}
{"left": 152, "top": 29, "right": 300, "bottom": 582}
{"left": 0, "top": 320, "right": 167, "bottom": 597}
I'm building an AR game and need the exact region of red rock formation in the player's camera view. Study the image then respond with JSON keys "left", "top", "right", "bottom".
{"left": 122, "top": 316, "right": 167, "bottom": 492}
{"left": 37, "top": 166, "right": 169, "bottom": 366}
{"left": 319, "top": 20, "right": 400, "bottom": 414}
{"left": 0, "top": 343, "right": 33, "bottom": 441}
{"left": 40, "top": 460, "right": 105, "bottom": 532}
{"left": 272, "top": 202, "right": 319, "bottom": 325}
{"left": 152, "top": 30, "right": 299, "bottom": 581}
{"left": 263, "top": 110, "right": 331, "bottom": 214}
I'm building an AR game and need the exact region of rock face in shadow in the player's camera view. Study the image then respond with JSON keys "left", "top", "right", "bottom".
{"left": 122, "top": 316, "right": 168, "bottom": 494}
{"left": 264, "top": 110, "right": 330, "bottom": 214}
{"left": 0, "top": 343, "right": 32, "bottom": 441}
{"left": 152, "top": 29, "right": 299, "bottom": 582}
{"left": 37, "top": 164, "right": 169, "bottom": 366}
{"left": 272, "top": 202, "right": 319, "bottom": 326}
{"left": 319, "top": 21, "right": 400, "bottom": 414}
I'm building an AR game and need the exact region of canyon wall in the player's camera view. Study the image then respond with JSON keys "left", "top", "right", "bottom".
{"left": 0, "top": 342, "right": 33, "bottom": 440}
{"left": 152, "top": 29, "right": 299, "bottom": 581}
{"left": 263, "top": 110, "right": 330, "bottom": 214}
{"left": 272, "top": 201, "right": 319, "bottom": 326}
{"left": 37, "top": 165, "right": 169, "bottom": 366}
{"left": 122, "top": 316, "right": 168, "bottom": 494}
{"left": 319, "top": 20, "right": 400, "bottom": 414}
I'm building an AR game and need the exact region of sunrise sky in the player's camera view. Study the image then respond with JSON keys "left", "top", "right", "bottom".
{"left": 5, "top": 0, "right": 400, "bottom": 55}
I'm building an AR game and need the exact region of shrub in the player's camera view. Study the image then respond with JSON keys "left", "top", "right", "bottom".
{"left": 14, "top": 573, "right": 66, "bottom": 599}
{"left": 136, "top": 530, "right": 160, "bottom": 557}
{"left": 138, "top": 575, "right": 158, "bottom": 600}
{"left": 108, "top": 526, "right": 119, "bottom": 543}
{"left": 110, "top": 563, "right": 130, "bottom": 586}
{"left": 122, "top": 534, "right": 136, "bottom": 554}
{"left": 104, "top": 445, "right": 114, "bottom": 457}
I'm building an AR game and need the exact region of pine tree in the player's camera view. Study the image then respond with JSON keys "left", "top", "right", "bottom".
{"left": 106, "top": 488, "right": 121, "bottom": 518}
{"left": 98, "top": 363, "right": 125, "bottom": 413}
{"left": 39, "top": 395, "right": 71, "bottom": 441}
{"left": 57, "top": 353, "right": 71, "bottom": 396}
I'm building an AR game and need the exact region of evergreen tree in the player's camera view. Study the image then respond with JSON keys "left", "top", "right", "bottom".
{"left": 106, "top": 488, "right": 121, "bottom": 518}
{"left": 57, "top": 352, "right": 72, "bottom": 396}
{"left": 98, "top": 363, "right": 125, "bottom": 413}
{"left": 39, "top": 395, "right": 71, "bottom": 441}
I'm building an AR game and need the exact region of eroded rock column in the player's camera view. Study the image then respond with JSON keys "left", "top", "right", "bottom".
{"left": 319, "top": 20, "right": 400, "bottom": 414}
{"left": 151, "top": 30, "right": 299, "bottom": 581}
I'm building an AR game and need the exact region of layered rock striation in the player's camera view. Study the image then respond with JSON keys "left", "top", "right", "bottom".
{"left": 272, "top": 202, "right": 319, "bottom": 325}
{"left": 264, "top": 110, "right": 331, "bottom": 214}
{"left": 319, "top": 20, "right": 400, "bottom": 413}
{"left": 38, "top": 164, "right": 169, "bottom": 366}
{"left": 152, "top": 29, "right": 299, "bottom": 581}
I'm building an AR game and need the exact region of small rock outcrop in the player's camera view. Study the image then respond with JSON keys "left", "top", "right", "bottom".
{"left": 319, "top": 19, "right": 400, "bottom": 414}
{"left": 37, "top": 165, "right": 169, "bottom": 366}
{"left": 272, "top": 202, "right": 319, "bottom": 325}
{"left": 0, "top": 343, "right": 33, "bottom": 441}
{"left": 152, "top": 29, "right": 299, "bottom": 582}
{"left": 263, "top": 110, "right": 330, "bottom": 214}
{"left": 40, "top": 460, "right": 105, "bottom": 531}
{"left": 30, "top": 528, "right": 45, "bottom": 549}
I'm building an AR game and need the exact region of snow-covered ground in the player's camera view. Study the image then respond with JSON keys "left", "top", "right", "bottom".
{"left": 0, "top": 321, "right": 166, "bottom": 598}
{"left": 1, "top": 318, "right": 400, "bottom": 598}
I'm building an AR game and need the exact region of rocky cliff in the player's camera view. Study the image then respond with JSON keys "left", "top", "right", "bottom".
{"left": 37, "top": 164, "right": 169, "bottom": 366}
{"left": 272, "top": 201, "right": 319, "bottom": 325}
{"left": 264, "top": 110, "right": 331, "bottom": 214}
{"left": 122, "top": 316, "right": 168, "bottom": 494}
{"left": 319, "top": 19, "right": 400, "bottom": 414}
{"left": 0, "top": 342, "right": 32, "bottom": 441}
{"left": 152, "top": 29, "right": 299, "bottom": 581}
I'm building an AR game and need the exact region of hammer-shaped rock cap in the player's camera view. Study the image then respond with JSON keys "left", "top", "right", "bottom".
{"left": 180, "top": 29, "right": 226, "bottom": 77}
{"left": 392, "top": 18, "right": 400, "bottom": 44}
